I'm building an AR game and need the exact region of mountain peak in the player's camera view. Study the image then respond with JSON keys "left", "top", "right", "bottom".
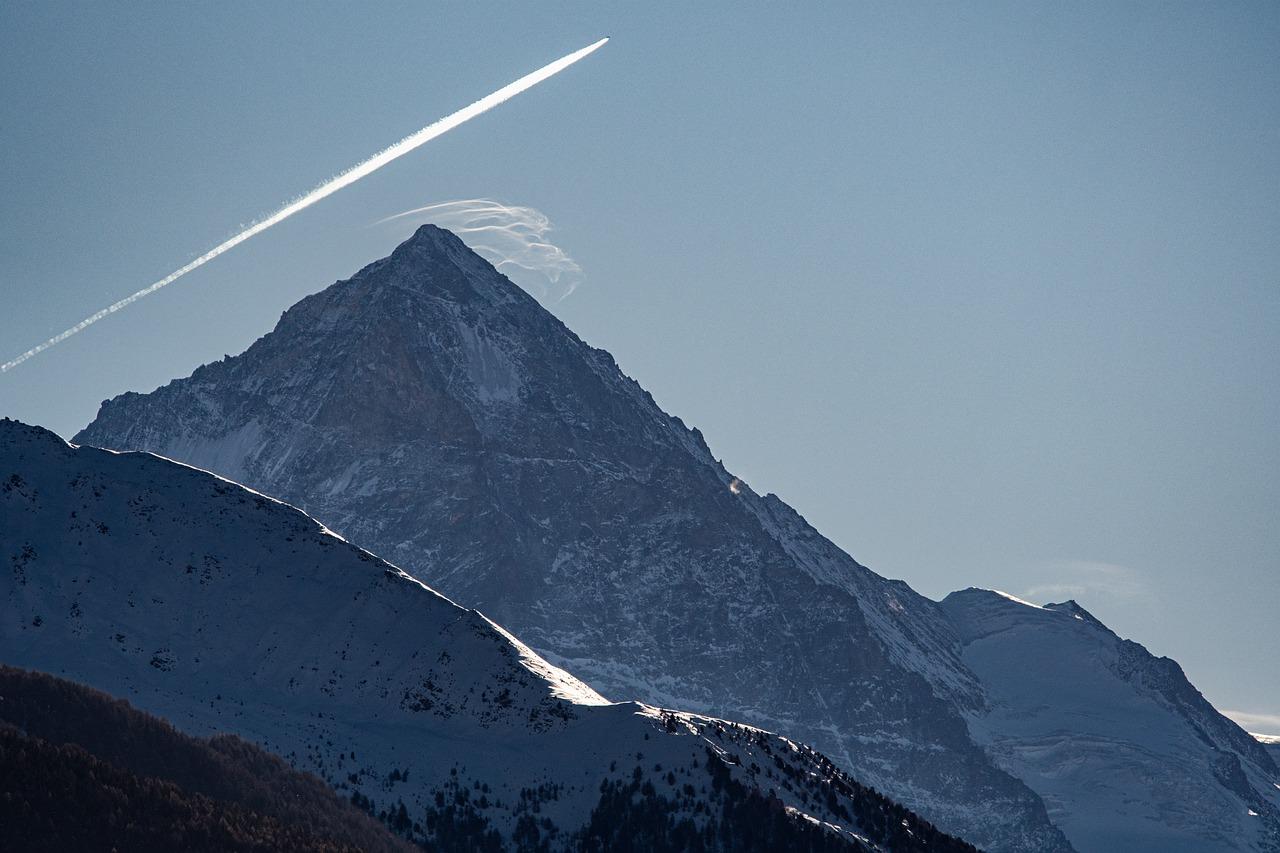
{"left": 407, "top": 221, "right": 458, "bottom": 243}
{"left": 58, "top": 226, "right": 1280, "bottom": 852}
{"left": 939, "top": 589, "right": 1112, "bottom": 639}
{"left": 350, "top": 222, "right": 526, "bottom": 307}
{"left": 71, "top": 235, "right": 1076, "bottom": 850}
{"left": 1042, "top": 599, "right": 1108, "bottom": 630}
{"left": 392, "top": 222, "right": 473, "bottom": 265}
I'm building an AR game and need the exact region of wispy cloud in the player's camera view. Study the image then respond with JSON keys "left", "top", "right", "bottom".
{"left": 375, "top": 199, "right": 583, "bottom": 303}
{"left": 1221, "top": 710, "right": 1280, "bottom": 737}
{"left": 1021, "top": 560, "right": 1146, "bottom": 603}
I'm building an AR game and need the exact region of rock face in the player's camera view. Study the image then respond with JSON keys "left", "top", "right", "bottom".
{"left": 941, "top": 589, "right": 1280, "bottom": 853}
{"left": 73, "top": 223, "right": 1274, "bottom": 851}
{"left": 76, "top": 225, "right": 1063, "bottom": 851}
{"left": 0, "top": 419, "right": 976, "bottom": 853}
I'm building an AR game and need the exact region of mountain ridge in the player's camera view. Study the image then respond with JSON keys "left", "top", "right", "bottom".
{"left": 78, "top": 225, "right": 1059, "bottom": 851}
{"left": 2, "top": 416, "right": 975, "bottom": 852}
{"left": 73, "top": 223, "right": 1279, "bottom": 851}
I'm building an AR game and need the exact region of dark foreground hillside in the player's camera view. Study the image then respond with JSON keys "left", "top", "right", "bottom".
{"left": 0, "top": 665, "right": 412, "bottom": 853}
{"left": 0, "top": 664, "right": 976, "bottom": 853}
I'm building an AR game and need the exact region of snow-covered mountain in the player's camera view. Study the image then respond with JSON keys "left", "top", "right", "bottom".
{"left": 74, "top": 225, "right": 1063, "bottom": 851}
{"left": 941, "top": 589, "right": 1280, "bottom": 852}
{"left": 0, "top": 418, "right": 974, "bottom": 853}
{"left": 73, "top": 224, "right": 1276, "bottom": 851}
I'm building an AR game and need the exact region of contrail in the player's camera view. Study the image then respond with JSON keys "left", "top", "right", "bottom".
{"left": 1, "top": 38, "right": 608, "bottom": 373}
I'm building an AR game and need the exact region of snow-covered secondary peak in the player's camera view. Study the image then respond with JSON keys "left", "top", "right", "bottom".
{"left": 1, "top": 417, "right": 980, "bottom": 852}
{"left": 941, "top": 587, "right": 1280, "bottom": 852}
{"left": 75, "top": 227, "right": 1070, "bottom": 852}
{"left": 940, "top": 588, "right": 1108, "bottom": 643}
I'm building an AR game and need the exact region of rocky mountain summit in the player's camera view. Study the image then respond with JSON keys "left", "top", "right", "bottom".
{"left": 75, "top": 224, "right": 1280, "bottom": 851}
{"left": 76, "top": 225, "right": 1062, "bottom": 851}
{"left": 1, "top": 418, "right": 975, "bottom": 852}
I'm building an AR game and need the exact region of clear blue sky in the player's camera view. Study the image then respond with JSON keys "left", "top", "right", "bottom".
{"left": 2, "top": 2, "right": 1277, "bottom": 731}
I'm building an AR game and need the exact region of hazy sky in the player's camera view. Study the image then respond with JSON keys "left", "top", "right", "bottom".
{"left": 2, "top": 2, "right": 1276, "bottom": 731}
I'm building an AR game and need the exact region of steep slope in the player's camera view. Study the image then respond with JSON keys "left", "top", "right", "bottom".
{"left": 0, "top": 418, "right": 974, "bottom": 853}
{"left": 75, "top": 224, "right": 1068, "bottom": 852}
{"left": 940, "top": 589, "right": 1280, "bottom": 852}
{"left": 0, "top": 665, "right": 411, "bottom": 853}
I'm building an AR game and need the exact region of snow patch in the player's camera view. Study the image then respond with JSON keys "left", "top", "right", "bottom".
{"left": 992, "top": 590, "right": 1045, "bottom": 610}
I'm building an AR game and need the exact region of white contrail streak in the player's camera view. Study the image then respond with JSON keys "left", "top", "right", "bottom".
{"left": 1, "top": 37, "right": 608, "bottom": 373}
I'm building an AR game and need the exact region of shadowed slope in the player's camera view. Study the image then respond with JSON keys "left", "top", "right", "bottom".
{"left": 0, "top": 665, "right": 412, "bottom": 853}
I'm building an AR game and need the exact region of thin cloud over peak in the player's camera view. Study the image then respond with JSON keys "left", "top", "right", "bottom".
{"left": 1021, "top": 560, "right": 1146, "bottom": 604}
{"left": 375, "top": 199, "right": 583, "bottom": 303}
